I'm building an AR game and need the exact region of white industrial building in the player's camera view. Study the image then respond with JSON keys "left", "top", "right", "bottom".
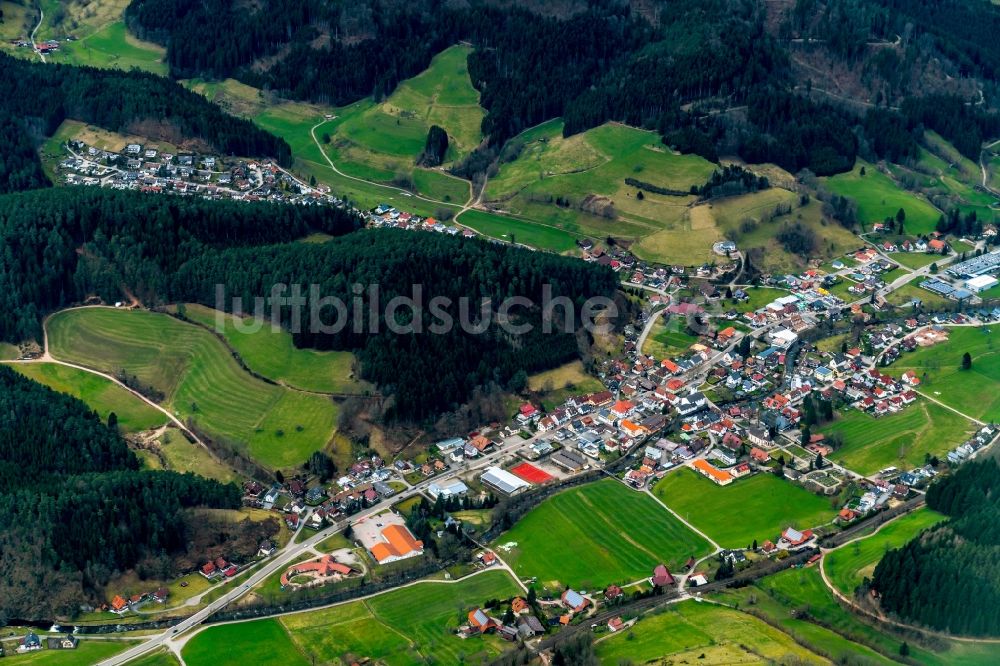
{"left": 966, "top": 275, "right": 999, "bottom": 293}
{"left": 480, "top": 466, "right": 529, "bottom": 496}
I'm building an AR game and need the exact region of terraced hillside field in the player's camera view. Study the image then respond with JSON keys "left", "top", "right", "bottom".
{"left": 181, "top": 304, "right": 368, "bottom": 394}
{"left": 183, "top": 570, "right": 521, "bottom": 666}
{"left": 494, "top": 479, "right": 712, "bottom": 590}
{"left": 47, "top": 308, "right": 338, "bottom": 469}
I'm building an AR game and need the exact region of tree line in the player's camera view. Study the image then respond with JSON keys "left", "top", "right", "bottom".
{"left": 0, "top": 366, "right": 241, "bottom": 619}
{"left": 171, "top": 229, "right": 618, "bottom": 420}
{"left": 0, "top": 51, "right": 292, "bottom": 193}
{"left": 0, "top": 187, "right": 360, "bottom": 341}
{"left": 120, "top": 0, "right": 1000, "bottom": 181}
{"left": 871, "top": 458, "right": 1000, "bottom": 636}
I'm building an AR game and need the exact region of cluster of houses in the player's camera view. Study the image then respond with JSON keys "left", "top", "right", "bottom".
{"left": 200, "top": 555, "right": 239, "bottom": 580}
{"left": 10, "top": 632, "right": 78, "bottom": 654}
{"left": 9, "top": 37, "right": 64, "bottom": 54}
{"left": 106, "top": 587, "right": 169, "bottom": 615}
{"left": 367, "top": 203, "right": 477, "bottom": 238}
{"left": 56, "top": 139, "right": 345, "bottom": 208}
{"left": 242, "top": 455, "right": 400, "bottom": 532}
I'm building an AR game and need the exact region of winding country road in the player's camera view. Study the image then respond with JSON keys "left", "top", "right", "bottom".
{"left": 3, "top": 306, "right": 215, "bottom": 457}
{"left": 29, "top": 6, "right": 45, "bottom": 63}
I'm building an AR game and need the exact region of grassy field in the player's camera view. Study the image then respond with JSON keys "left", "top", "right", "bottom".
{"left": 183, "top": 571, "right": 520, "bottom": 666}
{"left": 485, "top": 121, "right": 717, "bottom": 264}
{"left": 181, "top": 304, "right": 367, "bottom": 394}
{"left": 325, "top": 44, "right": 483, "bottom": 194}
{"left": 527, "top": 360, "right": 604, "bottom": 410}
{"left": 820, "top": 399, "right": 975, "bottom": 475}
{"left": 0, "top": 639, "right": 139, "bottom": 665}
{"left": 457, "top": 209, "right": 580, "bottom": 252}
{"left": 722, "top": 565, "right": 1000, "bottom": 666}
{"left": 0, "top": 342, "right": 18, "bottom": 360}
{"left": 707, "top": 192, "right": 861, "bottom": 272}
{"left": 5, "top": 362, "right": 166, "bottom": 433}
{"left": 47, "top": 308, "right": 338, "bottom": 470}
{"left": 47, "top": 21, "right": 166, "bottom": 74}
{"left": 889, "top": 251, "right": 940, "bottom": 270}
{"left": 125, "top": 650, "right": 181, "bottom": 666}
{"left": 156, "top": 426, "right": 239, "bottom": 483}
{"left": 715, "top": 286, "right": 789, "bottom": 313}
{"left": 889, "top": 324, "right": 1000, "bottom": 422}
{"left": 642, "top": 316, "right": 700, "bottom": 360}
{"left": 886, "top": 281, "right": 951, "bottom": 309}
{"left": 653, "top": 468, "right": 833, "bottom": 547}
{"left": 494, "top": 479, "right": 712, "bottom": 589}
{"left": 824, "top": 161, "right": 941, "bottom": 236}
{"left": 825, "top": 508, "right": 945, "bottom": 596}
{"left": 596, "top": 600, "right": 824, "bottom": 665}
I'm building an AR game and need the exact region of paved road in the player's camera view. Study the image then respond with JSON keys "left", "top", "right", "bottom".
{"left": 97, "top": 442, "right": 524, "bottom": 665}
{"left": 29, "top": 7, "right": 45, "bottom": 63}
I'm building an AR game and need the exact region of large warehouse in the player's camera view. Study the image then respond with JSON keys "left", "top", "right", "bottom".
{"left": 966, "top": 275, "right": 999, "bottom": 293}
{"left": 480, "top": 466, "right": 530, "bottom": 496}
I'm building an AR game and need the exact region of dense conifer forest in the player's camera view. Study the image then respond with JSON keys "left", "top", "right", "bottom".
{"left": 872, "top": 459, "right": 1000, "bottom": 636}
{"left": 0, "top": 366, "right": 241, "bottom": 618}
{"left": 172, "top": 229, "right": 618, "bottom": 419}
{"left": 0, "top": 51, "right": 291, "bottom": 192}
{"left": 120, "top": 0, "right": 1000, "bottom": 176}
{"left": 0, "top": 188, "right": 360, "bottom": 341}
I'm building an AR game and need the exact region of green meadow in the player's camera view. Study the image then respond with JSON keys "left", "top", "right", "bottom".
{"left": 824, "top": 160, "right": 941, "bottom": 235}
{"left": 181, "top": 304, "right": 368, "bottom": 394}
{"left": 47, "top": 308, "right": 338, "bottom": 470}
{"left": 183, "top": 571, "right": 521, "bottom": 666}
{"left": 704, "top": 191, "right": 860, "bottom": 272}
{"left": 0, "top": 639, "right": 140, "bottom": 665}
{"left": 653, "top": 468, "right": 833, "bottom": 547}
{"left": 5, "top": 362, "right": 166, "bottom": 433}
{"left": 717, "top": 565, "right": 999, "bottom": 666}
{"left": 494, "top": 479, "right": 712, "bottom": 590}
{"left": 889, "top": 324, "right": 1000, "bottom": 422}
{"left": 457, "top": 209, "right": 580, "bottom": 252}
{"left": 820, "top": 399, "right": 974, "bottom": 475}
{"left": 825, "top": 508, "right": 945, "bottom": 596}
{"left": 486, "top": 121, "right": 717, "bottom": 263}
{"left": 47, "top": 21, "right": 166, "bottom": 74}
{"left": 642, "top": 316, "right": 700, "bottom": 360}
{"left": 596, "top": 600, "right": 824, "bottom": 665}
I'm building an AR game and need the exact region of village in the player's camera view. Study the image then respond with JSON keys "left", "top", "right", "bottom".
{"left": 80, "top": 225, "right": 998, "bottom": 647}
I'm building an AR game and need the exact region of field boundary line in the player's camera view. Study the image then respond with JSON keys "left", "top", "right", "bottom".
{"left": 642, "top": 486, "right": 722, "bottom": 552}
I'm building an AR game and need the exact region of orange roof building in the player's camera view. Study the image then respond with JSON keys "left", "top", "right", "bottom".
{"left": 111, "top": 595, "right": 128, "bottom": 612}
{"left": 370, "top": 524, "right": 424, "bottom": 564}
{"left": 692, "top": 459, "right": 734, "bottom": 486}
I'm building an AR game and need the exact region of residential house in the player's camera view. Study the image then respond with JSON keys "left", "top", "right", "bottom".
{"left": 561, "top": 589, "right": 590, "bottom": 613}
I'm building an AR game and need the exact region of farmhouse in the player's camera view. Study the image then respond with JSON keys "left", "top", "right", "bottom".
{"left": 561, "top": 589, "right": 590, "bottom": 613}
{"left": 651, "top": 564, "right": 675, "bottom": 587}
{"left": 779, "top": 526, "right": 814, "bottom": 549}
{"left": 467, "top": 608, "right": 497, "bottom": 634}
